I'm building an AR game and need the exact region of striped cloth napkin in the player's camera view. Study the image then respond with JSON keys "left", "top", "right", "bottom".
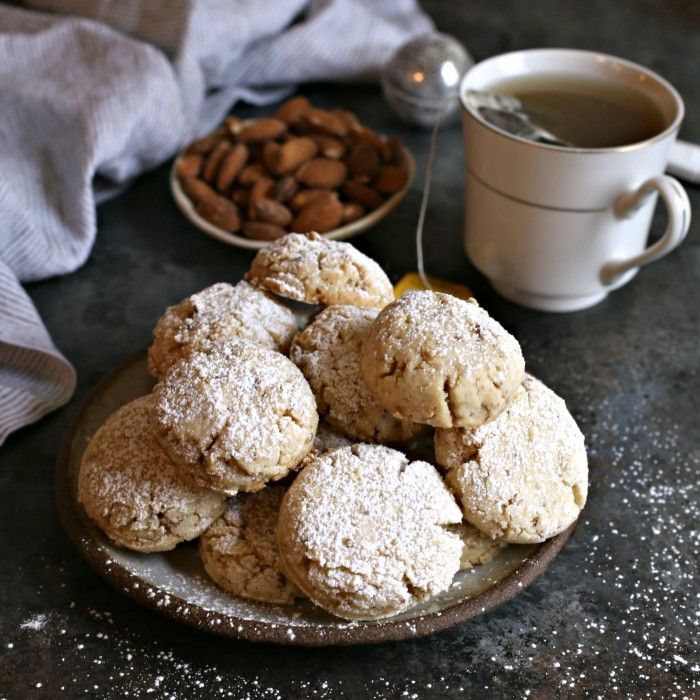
{"left": 0, "top": 0, "right": 432, "bottom": 445}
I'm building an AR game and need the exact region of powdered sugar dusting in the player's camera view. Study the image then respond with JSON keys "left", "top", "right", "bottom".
{"left": 277, "top": 444, "right": 463, "bottom": 619}
{"left": 148, "top": 280, "right": 298, "bottom": 379}
{"left": 437, "top": 374, "right": 588, "bottom": 542}
{"left": 153, "top": 339, "right": 318, "bottom": 494}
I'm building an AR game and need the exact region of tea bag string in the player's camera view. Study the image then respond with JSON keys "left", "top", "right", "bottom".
{"left": 415, "top": 99, "right": 450, "bottom": 290}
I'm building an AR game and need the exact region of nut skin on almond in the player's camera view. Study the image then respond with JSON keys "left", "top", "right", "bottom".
{"left": 238, "top": 163, "right": 266, "bottom": 187}
{"left": 175, "top": 154, "right": 202, "bottom": 179}
{"left": 275, "top": 96, "right": 310, "bottom": 126}
{"left": 375, "top": 166, "right": 408, "bottom": 195}
{"left": 272, "top": 176, "right": 298, "bottom": 203}
{"left": 248, "top": 176, "right": 274, "bottom": 217}
{"left": 202, "top": 141, "right": 231, "bottom": 183}
{"left": 253, "top": 198, "right": 293, "bottom": 227}
{"left": 347, "top": 142, "right": 380, "bottom": 181}
{"left": 216, "top": 143, "right": 249, "bottom": 191}
{"left": 313, "top": 135, "right": 346, "bottom": 160}
{"left": 243, "top": 221, "right": 287, "bottom": 240}
{"left": 296, "top": 158, "right": 347, "bottom": 189}
{"left": 238, "top": 118, "right": 287, "bottom": 142}
{"left": 299, "top": 108, "right": 347, "bottom": 138}
{"left": 343, "top": 180, "right": 384, "bottom": 210}
{"left": 342, "top": 202, "right": 365, "bottom": 224}
{"left": 290, "top": 189, "right": 336, "bottom": 212}
{"left": 292, "top": 196, "right": 343, "bottom": 233}
{"left": 196, "top": 195, "right": 241, "bottom": 232}
{"left": 181, "top": 177, "right": 218, "bottom": 204}
{"left": 272, "top": 137, "right": 318, "bottom": 174}
{"left": 184, "top": 131, "right": 226, "bottom": 156}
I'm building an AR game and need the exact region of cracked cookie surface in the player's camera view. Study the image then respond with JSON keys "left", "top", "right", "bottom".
{"left": 199, "top": 485, "right": 302, "bottom": 605}
{"left": 245, "top": 232, "right": 394, "bottom": 308}
{"left": 290, "top": 305, "right": 424, "bottom": 443}
{"left": 276, "top": 444, "right": 462, "bottom": 620}
{"left": 360, "top": 291, "right": 525, "bottom": 429}
{"left": 435, "top": 375, "right": 588, "bottom": 543}
{"left": 148, "top": 280, "right": 297, "bottom": 380}
{"left": 78, "top": 396, "right": 226, "bottom": 552}
{"left": 153, "top": 339, "right": 318, "bottom": 496}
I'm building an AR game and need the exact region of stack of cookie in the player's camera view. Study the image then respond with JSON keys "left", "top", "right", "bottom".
{"left": 79, "top": 232, "right": 588, "bottom": 621}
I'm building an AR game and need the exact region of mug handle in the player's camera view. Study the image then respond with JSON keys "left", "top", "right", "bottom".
{"left": 601, "top": 175, "right": 691, "bottom": 285}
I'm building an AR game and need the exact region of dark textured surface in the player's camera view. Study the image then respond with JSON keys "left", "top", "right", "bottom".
{"left": 1, "top": 1, "right": 698, "bottom": 697}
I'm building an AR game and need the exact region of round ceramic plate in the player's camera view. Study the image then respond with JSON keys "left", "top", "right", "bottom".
{"left": 56, "top": 352, "right": 575, "bottom": 646}
{"left": 169, "top": 140, "right": 416, "bottom": 250}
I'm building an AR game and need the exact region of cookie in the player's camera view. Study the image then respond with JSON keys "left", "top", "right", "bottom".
{"left": 78, "top": 396, "right": 225, "bottom": 552}
{"left": 153, "top": 339, "right": 318, "bottom": 495}
{"left": 290, "top": 305, "right": 424, "bottom": 443}
{"left": 199, "top": 485, "right": 302, "bottom": 605}
{"left": 452, "top": 522, "right": 505, "bottom": 570}
{"left": 360, "top": 291, "right": 525, "bottom": 429}
{"left": 276, "top": 444, "right": 462, "bottom": 620}
{"left": 245, "top": 232, "right": 394, "bottom": 308}
{"left": 148, "top": 281, "right": 297, "bottom": 380}
{"left": 435, "top": 375, "right": 588, "bottom": 543}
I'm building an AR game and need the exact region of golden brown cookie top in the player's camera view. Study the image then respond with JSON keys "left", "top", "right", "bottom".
{"left": 148, "top": 280, "right": 297, "bottom": 380}
{"left": 78, "top": 395, "right": 225, "bottom": 552}
{"left": 290, "top": 305, "right": 424, "bottom": 443}
{"left": 360, "top": 291, "right": 525, "bottom": 428}
{"left": 245, "top": 232, "right": 394, "bottom": 308}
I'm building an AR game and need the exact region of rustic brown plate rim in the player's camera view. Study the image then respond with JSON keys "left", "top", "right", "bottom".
{"left": 55, "top": 351, "right": 576, "bottom": 646}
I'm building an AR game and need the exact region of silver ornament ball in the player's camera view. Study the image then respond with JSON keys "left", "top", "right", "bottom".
{"left": 382, "top": 32, "right": 472, "bottom": 129}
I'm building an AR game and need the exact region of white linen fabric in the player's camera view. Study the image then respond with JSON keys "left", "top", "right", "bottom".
{"left": 0, "top": 0, "right": 432, "bottom": 444}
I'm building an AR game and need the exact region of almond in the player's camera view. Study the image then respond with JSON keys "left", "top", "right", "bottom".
{"left": 216, "top": 143, "right": 249, "bottom": 191}
{"left": 275, "top": 96, "right": 310, "bottom": 126}
{"left": 299, "top": 108, "right": 347, "bottom": 138}
{"left": 225, "top": 116, "right": 244, "bottom": 136}
{"left": 261, "top": 141, "right": 281, "bottom": 175}
{"left": 347, "top": 142, "right": 380, "bottom": 180}
{"left": 343, "top": 181, "right": 384, "bottom": 210}
{"left": 375, "top": 166, "right": 408, "bottom": 194}
{"left": 333, "top": 109, "right": 361, "bottom": 132}
{"left": 292, "top": 197, "right": 344, "bottom": 233}
{"left": 176, "top": 154, "right": 202, "bottom": 179}
{"left": 313, "top": 135, "right": 346, "bottom": 160}
{"left": 342, "top": 202, "right": 365, "bottom": 224}
{"left": 243, "top": 221, "right": 287, "bottom": 240}
{"left": 272, "top": 176, "right": 298, "bottom": 203}
{"left": 202, "top": 141, "right": 231, "bottom": 183}
{"left": 348, "top": 126, "right": 385, "bottom": 151}
{"left": 272, "top": 137, "right": 318, "bottom": 174}
{"left": 238, "top": 118, "right": 287, "bottom": 142}
{"left": 238, "top": 163, "right": 266, "bottom": 186}
{"left": 248, "top": 175, "right": 274, "bottom": 217}
{"left": 196, "top": 195, "right": 240, "bottom": 232}
{"left": 381, "top": 137, "right": 403, "bottom": 164}
{"left": 297, "top": 158, "right": 347, "bottom": 188}
{"left": 232, "top": 188, "right": 250, "bottom": 207}
{"left": 253, "top": 198, "right": 292, "bottom": 227}
{"left": 290, "top": 189, "right": 336, "bottom": 212}
{"left": 185, "top": 130, "right": 226, "bottom": 155}
{"left": 181, "top": 177, "right": 217, "bottom": 204}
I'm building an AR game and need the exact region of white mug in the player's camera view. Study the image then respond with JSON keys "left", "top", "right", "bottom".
{"left": 459, "top": 49, "right": 691, "bottom": 312}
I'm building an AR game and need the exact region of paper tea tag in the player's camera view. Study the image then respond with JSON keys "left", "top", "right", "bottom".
{"left": 393, "top": 272, "right": 473, "bottom": 302}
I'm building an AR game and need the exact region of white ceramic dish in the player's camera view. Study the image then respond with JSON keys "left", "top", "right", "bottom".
{"left": 169, "top": 142, "right": 416, "bottom": 250}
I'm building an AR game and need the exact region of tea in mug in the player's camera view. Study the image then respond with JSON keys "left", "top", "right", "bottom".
{"left": 491, "top": 74, "right": 667, "bottom": 148}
